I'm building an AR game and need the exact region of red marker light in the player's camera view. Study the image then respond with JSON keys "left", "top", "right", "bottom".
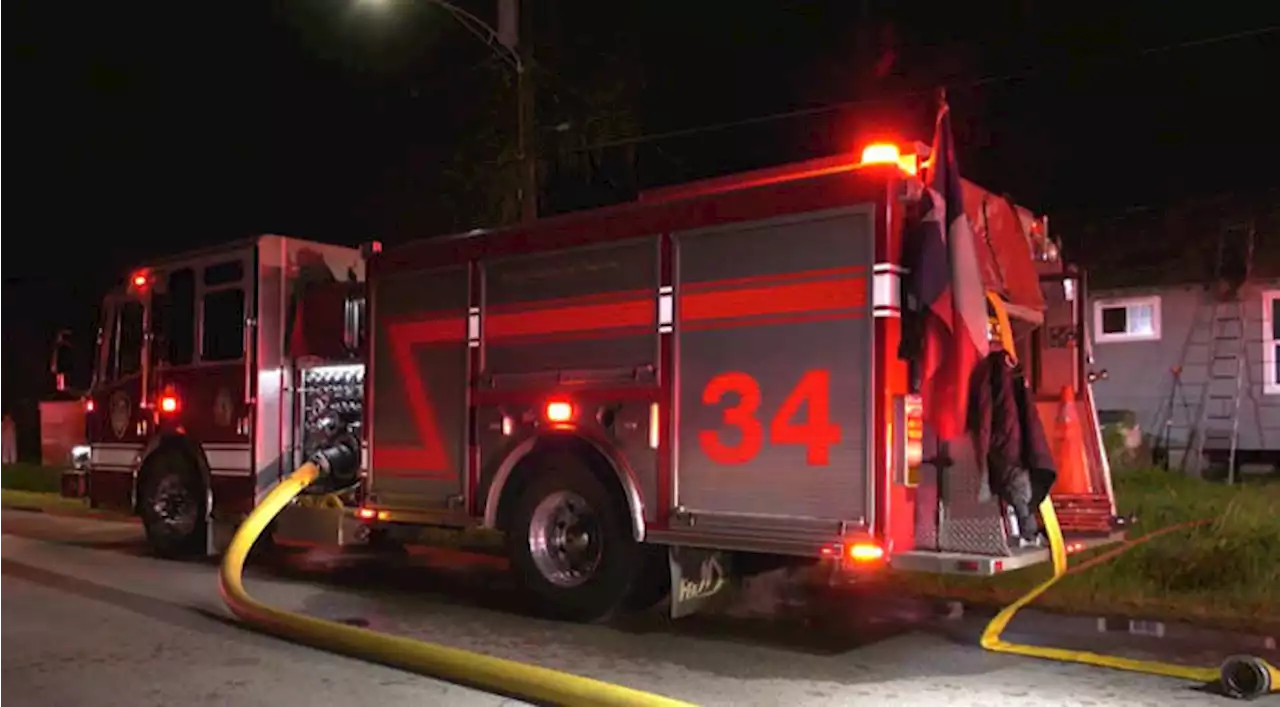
{"left": 159, "top": 395, "right": 179, "bottom": 413}
{"left": 904, "top": 394, "right": 924, "bottom": 468}
{"left": 860, "top": 143, "right": 901, "bottom": 167}
{"left": 356, "top": 507, "right": 377, "bottom": 520}
{"left": 545, "top": 400, "right": 573, "bottom": 423}
{"left": 848, "top": 542, "right": 885, "bottom": 563}
{"left": 85, "top": 399, "right": 95, "bottom": 413}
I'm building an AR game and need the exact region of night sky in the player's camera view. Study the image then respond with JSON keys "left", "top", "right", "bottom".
{"left": 5, "top": 1, "right": 1279, "bottom": 409}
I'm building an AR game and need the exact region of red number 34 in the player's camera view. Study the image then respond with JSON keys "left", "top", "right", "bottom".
{"left": 698, "top": 369, "right": 842, "bottom": 467}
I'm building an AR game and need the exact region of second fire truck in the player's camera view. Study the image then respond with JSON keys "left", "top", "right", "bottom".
{"left": 65, "top": 139, "right": 1120, "bottom": 622}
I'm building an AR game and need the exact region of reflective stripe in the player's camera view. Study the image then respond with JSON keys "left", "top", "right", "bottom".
{"left": 658, "top": 286, "right": 674, "bottom": 333}
{"left": 205, "top": 446, "right": 252, "bottom": 476}
{"left": 873, "top": 263, "right": 906, "bottom": 318}
{"left": 90, "top": 445, "right": 141, "bottom": 468}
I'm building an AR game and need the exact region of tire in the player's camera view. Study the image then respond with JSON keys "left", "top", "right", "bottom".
{"left": 506, "top": 452, "right": 640, "bottom": 623}
{"left": 137, "top": 450, "right": 207, "bottom": 559}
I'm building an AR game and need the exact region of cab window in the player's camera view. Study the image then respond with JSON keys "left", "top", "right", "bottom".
{"left": 102, "top": 305, "right": 118, "bottom": 384}
{"left": 152, "top": 268, "right": 196, "bottom": 367}
{"left": 116, "top": 301, "right": 145, "bottom": 378}
{"left": 201, "top": 260, "right": 246, "bottom": 362}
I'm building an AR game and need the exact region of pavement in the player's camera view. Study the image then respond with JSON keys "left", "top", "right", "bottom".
{"left": 2, "top": 510, "right": 1269, "bottom": 707}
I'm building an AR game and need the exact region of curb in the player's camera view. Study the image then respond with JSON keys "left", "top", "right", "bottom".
{"left": 1, "top": 501, "right": 138, "bottom": 524}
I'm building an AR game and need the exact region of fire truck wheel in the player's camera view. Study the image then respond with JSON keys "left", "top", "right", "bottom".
{"left": 137, "top": 452, "right": 206, "bottom": 559}
{"left": 507, "top": 453, "right": 640, "bottom": 623}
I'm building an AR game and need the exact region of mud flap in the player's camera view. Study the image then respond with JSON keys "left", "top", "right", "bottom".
{"left": 668, "top": 546, "right": 732, "bottom": 619}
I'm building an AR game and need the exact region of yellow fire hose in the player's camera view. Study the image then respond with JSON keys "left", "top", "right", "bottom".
{"left": 219, "top": 462, "right": 695, "bottom": 707}
{"left": 981, "top": 498, "right": 1278, "bottom": 700}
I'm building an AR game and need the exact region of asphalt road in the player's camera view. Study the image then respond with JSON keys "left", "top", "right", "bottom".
{"left": 0, "top": 511, "right": 1245, "bottom": 707}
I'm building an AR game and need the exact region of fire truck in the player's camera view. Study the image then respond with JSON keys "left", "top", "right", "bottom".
{"left": 63, "top": 141, "right": 1120, "bottom": 622}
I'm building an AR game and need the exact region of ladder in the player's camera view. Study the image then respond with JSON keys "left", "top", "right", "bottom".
{"left": 1182, "top": 222, "right": 1256, "bottom": 481}
{"left": 1150, "top": 365, "right": 1194, "bottom": 470}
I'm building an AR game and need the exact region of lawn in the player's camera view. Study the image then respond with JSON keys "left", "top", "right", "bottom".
{"left": 1, "top": 462, "right": 97, "bottom": 513}
{"left": 887, "top": 467, "right": 1280, "bottom": 635}
{"left": 1, "top": 462, "right": 62, "bottom": 493}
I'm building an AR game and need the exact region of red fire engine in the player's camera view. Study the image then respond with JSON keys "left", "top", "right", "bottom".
{"left": 63, "top": 142, "right": 1120, "bottom": 621}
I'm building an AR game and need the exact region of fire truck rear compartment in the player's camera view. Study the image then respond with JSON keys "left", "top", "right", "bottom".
{"left": 656, "top": 206, "right": 876, "bottom": 557}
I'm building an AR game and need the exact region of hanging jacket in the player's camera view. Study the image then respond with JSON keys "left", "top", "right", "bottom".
{"left": 1014, "top": 375, "right": 1058, "bottom": 509}
{"left": 970, "top": 350, "right": 1022, "bottom": 494}
{"left": 970, "top": 350, "right": 1058, "bottom": 501}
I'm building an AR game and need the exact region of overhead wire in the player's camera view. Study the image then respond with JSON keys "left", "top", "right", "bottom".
{"left": 563, "top": 24, "right": 1279, "bottom": 154}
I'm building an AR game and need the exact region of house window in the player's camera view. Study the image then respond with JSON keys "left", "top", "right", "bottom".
{"left": 1263, "top": 291, "right": 1280, "bottom": 394}
{"left": 1093, "top": 296, "right": 1160, "bottom": 343}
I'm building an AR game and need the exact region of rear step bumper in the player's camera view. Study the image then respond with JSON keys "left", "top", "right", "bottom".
{"left": 890, "top": 531, "right": 1124, "bottom": 576}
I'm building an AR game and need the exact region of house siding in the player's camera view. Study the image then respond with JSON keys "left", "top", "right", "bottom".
{"left": 1088, "top": 280, "right": 1280, "bottom": 452}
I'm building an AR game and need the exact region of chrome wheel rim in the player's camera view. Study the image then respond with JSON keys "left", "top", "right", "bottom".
{"left": 527, "top": 490, "right": 603, "bottom": 588}
{"left": 151, "top": 474, "right": 197, "bottom": 536}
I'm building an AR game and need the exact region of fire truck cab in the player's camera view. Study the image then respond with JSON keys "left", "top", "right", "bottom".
{"left": 69, "top": 142, "right": 1120, "bottom": 622}
{"left": 73, "top": 236, "right": 367, "bottom": 556}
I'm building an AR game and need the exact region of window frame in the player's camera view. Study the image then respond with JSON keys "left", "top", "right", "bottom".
{"left": 1262, "top": 290, "right": 1280, "bottom": 395}
{"left": 197, "top": 258, "right": 249, "bottom": 364}
{"left": 1092, "top": 295, "right": 1162, "bottom": 344}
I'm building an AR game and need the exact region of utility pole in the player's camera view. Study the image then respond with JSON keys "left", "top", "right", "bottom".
{"left": 500, "top": 0, "right": 537, "bottom": 222}
{"left": 356, "top": 0, "right": 537, "bottom": 222}
{"left": 516, "top": 1, "right": 537, "bottom": 223}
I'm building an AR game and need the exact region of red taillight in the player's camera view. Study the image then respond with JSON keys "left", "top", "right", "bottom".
{"left": 545, "top": 400, "right": 573, "bottom": 423}
{"left": 904, "top": 394, "right": 924, "bottom": 468}
{"left": 821, "top": 541, "right": 885, "bottom": 564}
{"left": 848, "top": 542, "right": 885, "bottom": 563}
{"left": 355, "top": 507, "right": 390, "bottom": 522}
{"left": 85, "top": 399, "right": 95, "bottom": 413}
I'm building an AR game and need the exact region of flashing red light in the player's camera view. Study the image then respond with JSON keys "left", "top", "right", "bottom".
{"left": 545, "top": 400, "right": 573, "bottom": 423}
{"left": 860, "top": 143, "right": 919, "bottom": 175}
{"left": 131, "top": 272, "right": 149, "bottom": 288}
{"left": 159, "top": 394, "right": 179, "bottom": 414}
{"left": 904, "top": 394, "right": 924, "bottom": 468}
{"left": 85, "top": 399, "right": 95, "bottom": 413}
{"left": 860, "top": 143, "right": 901, "bottom": 167}
{"left": 848, "top": 542, "right": 885, "bottom": 563}
{"left": 821, "top": 541, "right": 885, "bottom": 564}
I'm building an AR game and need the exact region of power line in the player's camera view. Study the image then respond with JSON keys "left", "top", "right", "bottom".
{"left": 566, "top": 24, "right": 1278, "bottom": 154}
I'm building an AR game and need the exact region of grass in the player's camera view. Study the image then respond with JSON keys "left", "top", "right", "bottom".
{"left": 1, "top": 488, "right": 90, "bottom": 514}
{"left": 886, "top": 467, "right": 1280, "bottom": 634}
{"left": 1, "top": 462, "right": 63, "bottom": 493}
{"left": 0, "top": 463, "right": 100, "bottom": 516}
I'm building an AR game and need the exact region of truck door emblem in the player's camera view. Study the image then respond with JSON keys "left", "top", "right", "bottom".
{"left": 109, "top": 391, "right": 131, "bottom": 440}
{"left": 214, "top": 388, "right": 234, "bottom": 427}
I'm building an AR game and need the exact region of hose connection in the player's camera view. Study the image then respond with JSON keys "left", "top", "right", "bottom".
{"left": 1220, "top": 655, "right": 1277, "bottom": 700}
{"left": 309, "top": 436, "right": 361, "bottom": 485}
